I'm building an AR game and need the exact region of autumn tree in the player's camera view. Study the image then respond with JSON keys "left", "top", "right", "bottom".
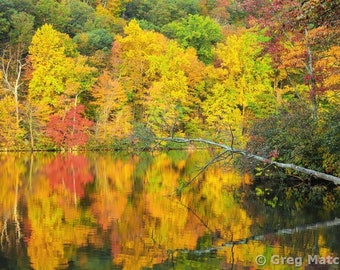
{"left": 241, "top": 0, "right": 340, "bottom": 121}
{"left": 91, "top": 71, "right": 132, "bottom": 144}
{"left": 45, "top": 105, "right": 93, "bottom": 149}
{"left": 238, "top": 0, "right": 340, "bottom": 177}
{"left": 0, "top": 6, "right": 34, "bottom": 148}
{"left": 101, "top": 20, "right": 205, "bottom": 138}
{"left": 203, "top": 29, "right": 274, "bottom": 145}
{"left": 27, "top": 24, "right": 96, "bottom": 148}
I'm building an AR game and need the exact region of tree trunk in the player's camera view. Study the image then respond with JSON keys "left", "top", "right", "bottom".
{"left": 1, "top": 49, "right": 25, "bottom": 128}
{"left": 155, "top": 137, "right": 340, "bottom": 185}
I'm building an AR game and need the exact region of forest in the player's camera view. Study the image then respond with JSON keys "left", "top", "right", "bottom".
{"left": 0, "top": 0, "right": 339, "bottom": 180}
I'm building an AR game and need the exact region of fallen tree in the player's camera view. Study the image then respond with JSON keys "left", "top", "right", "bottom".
{"left": 155, "top": 137, "right": 340, "bottom": 185}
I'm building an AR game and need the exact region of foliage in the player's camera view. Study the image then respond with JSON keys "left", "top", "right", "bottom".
{"left": 46, "top": 105, "right": 93, "bottom": 149}
{"left": 161, "top": 14, "right": 223, "bottom": 63}
{"left": 240, "top": 0, "right": 340, "bottom": 121}
{"left": 73, "top": 28, "right": 113, "bottom": 55}
{"left": 247, "top": 103, "right": 339, "bottom": 177}
{"left": 34, "top": 0, "right": 70, "bottom": 32}
{"left": 91, "top": 70, "right": 132, "bottom": 144}
{"left": 27, "top": 24, "right": 96, "bottom": 148}
{"left": 0, "top": 95, "right": 25, "bottom": 148}
{"left": 125, "top": 0, "right": 201, "bottom": 30}
{"left": 103, "top": 20, "right": 205, "bottom": 138}
{"left": 64, "top": 0, "right": 95, "bottom": 36}
{"left": 203, "top": 28, "right": 274, "bottom": 145}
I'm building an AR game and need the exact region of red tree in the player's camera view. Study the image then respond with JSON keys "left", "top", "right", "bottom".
{"left": 46, "top": 105, "right": 93, "bottom": 148}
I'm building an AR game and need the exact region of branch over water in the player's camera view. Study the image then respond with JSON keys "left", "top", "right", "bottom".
{"left": 155, "top": 137, "right": 340, "bottom": 185}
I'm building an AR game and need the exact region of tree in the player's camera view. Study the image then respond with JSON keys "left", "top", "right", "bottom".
{"left": 203, "top": 29, "right": 274, "bottom": 145}
{"left": 64, "top": 0, "right": 95, "bottom": 36}
{"left": 125, "top": 0, "right": 201, "bottom": 30}
{"left": 154, "top": 137, "right": 340, "bottom": 185}
{"left": 91, "top": 71, "right": 132, "bottom": 143}
{"left": 0, "top": 10, "right": 34, "bottom": 148}
{"left": 241, "top": 0, "right": 340, "bottom": 121}
{"left": 33, "top": 0, "right": 70, "bottom": 32}
{"left": 73, "top": 28, "right": 113, "bottom": 55}
{"left": 46, "top": 105, "right": 93, "bottom": 149}
{"left": 161, "top": 14, "right": 223, "bottom": 63}
{"left": 105, "top": 20, "right": 205, "bottom": 137}
{"left": 27, "top": 24, "right": 96, "bottom": 148}
{"left": 110, "top": 20, "right": 169, "bottom": 122}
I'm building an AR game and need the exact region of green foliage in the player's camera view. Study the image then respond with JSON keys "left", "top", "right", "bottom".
{"left": 125, "top": 0, "right": 201, "bottom": 28}
{"left": 247, "top": 102, "right": 339, "bottom": 177}
{"left": 64, "top": 0, "right": 95, "bottom": 36}
{"left": 0, "top": 0, "right": 15, "bottom": 43}
{"left": 161, "top": 14, "right": 223, "bottom": 63}
{"left": 74, "top": 29, "right": 113, "bottom": 55}
{"left": 34, "top": 0, "right": 70, "bottom": 32}
{"left": 8, "top": 11, "right": 35, "bottom": 47}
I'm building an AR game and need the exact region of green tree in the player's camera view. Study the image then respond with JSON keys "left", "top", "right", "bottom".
{"left": 64, "top": 0, "right": 95, "bottom": 36}
{"left": 34, "top": 0, "right": 70, "bottom": 32}
{"left": 73, "top": 28, "right": 113, "bottom": 55}
{"left": 125, "top": 0, "right": 201, "bottom": 30}
{"left": 161, "top": 14, "right": 223, "bottom": 63}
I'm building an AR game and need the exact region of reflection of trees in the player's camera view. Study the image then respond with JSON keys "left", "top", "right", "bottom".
{"left": 241, "top": 183, "right": 340, "bottom": 256}
{"left": 27, "top": 153, "right": 96, "bottom": 270}
{"left": 2, "top": 151, "right": 338, "bottom": 269}
{"left": 0, "top": 154, "right": 26, "bottom": 251}
{"left": 45, "top": 154, "right": 93, "bottom": 204}
{"left": 90, "top": 154, "right": 137, "bottom": 230}
{"left": 106, "top": 151, "right": 257, "bottom": 269}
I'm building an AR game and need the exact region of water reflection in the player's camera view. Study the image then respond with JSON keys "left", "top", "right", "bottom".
{"left": 0, "top": 151, "right": 339, "bottom": 269}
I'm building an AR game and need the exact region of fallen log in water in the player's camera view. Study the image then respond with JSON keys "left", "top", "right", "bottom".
{"left": 155, "top": 137, "right": 340, "bottom": 185}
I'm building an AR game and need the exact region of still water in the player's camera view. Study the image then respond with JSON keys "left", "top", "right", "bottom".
{"left": 0, "top": 151, "right": 339, "bottom": 269}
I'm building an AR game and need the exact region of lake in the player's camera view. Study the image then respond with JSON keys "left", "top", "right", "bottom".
{"left": 0, "top": 151, "right": 339, "bottom": 269}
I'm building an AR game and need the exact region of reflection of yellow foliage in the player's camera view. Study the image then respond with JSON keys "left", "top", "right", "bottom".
{"left": 0, "top": 151, "right": 337, "bottom": 269}
{"left": 0, "top": 155, "right": 22, "bottom": 213}
{"left": 90, "top": 155, "right": 136, "bottom": 230}
{"left": 27, "top": 176, "right": 94, "bottom": 270}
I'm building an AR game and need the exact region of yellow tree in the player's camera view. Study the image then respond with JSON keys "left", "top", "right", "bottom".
{"left": 146, "top": 42, "right": 198, "bottom": 137}
{"left": 0, "top": 50, "right": 27, "bottom": 148}
{"left": 203, "top": 29, "right": 275, "bottom": 145}
{"left": 98, "top": 0, "right": 131, "bottom": 17}
{"left": 107, "top": 20, "right": 205, "bottom": 137}
{"left": 111, "top": 20, "right": 169, "bottom": 122}
{"left": 91, "top": 71, "right": 133, "bottom": 144}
